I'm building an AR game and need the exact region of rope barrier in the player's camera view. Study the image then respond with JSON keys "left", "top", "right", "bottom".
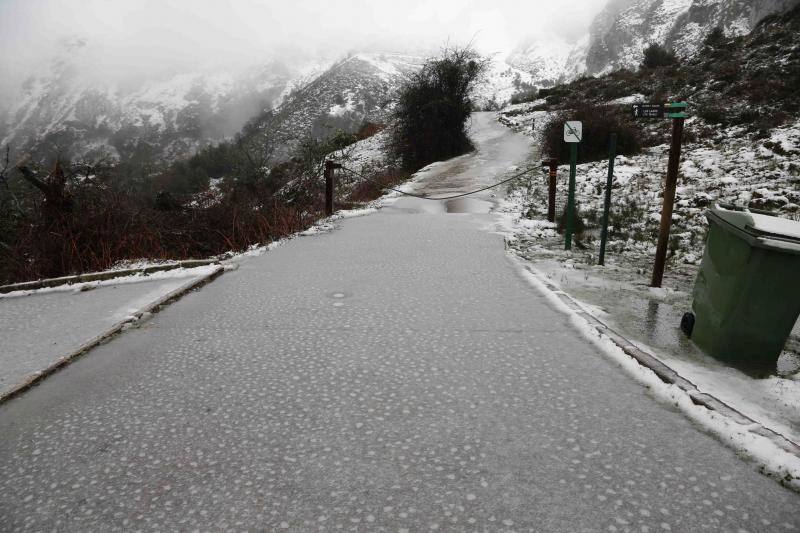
{"left": 338, "top": 164, "right": 538, "bottom": 201}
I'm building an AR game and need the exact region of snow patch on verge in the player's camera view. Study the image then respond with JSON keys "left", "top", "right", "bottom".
{"left": 224, "top": 206, "right": 382, "bottom": 260}
{"left": 512, "top": 256, "right": 800, "bottom": 492}
{"left": 0, "top": 265, "right": 219, "bottom": 299}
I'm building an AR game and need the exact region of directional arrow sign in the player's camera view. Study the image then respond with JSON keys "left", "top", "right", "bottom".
{"left": 633, "top": 102, "right": 689, "bottom": 119}
{"left": 632, "top": 103, "right": 666, "bottom": 119}
{"left": 564, "top": 121, "right": 582, "bottom": 143}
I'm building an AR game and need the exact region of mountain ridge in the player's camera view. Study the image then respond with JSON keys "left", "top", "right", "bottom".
{"left": 508, "top": 0, "right": 800, "bottom": 86}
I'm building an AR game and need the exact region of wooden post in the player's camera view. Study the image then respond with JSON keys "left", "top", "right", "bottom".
{"left": 542, "top": 158, "right": 558, "bottom": 223}
{"left": 565, "top": 143, "right": 578, "bottom": 251}
{"left": 548, "top": 167, "right": 557, "bottom": 223}
{"left": 651, "top": 117, "right": 685, "bottom": 288}
{"left": 599, "top": 133, "right": 617, "bottom": 266}
{"left": 324, "top": 160, "right": 335, "bottom": 217}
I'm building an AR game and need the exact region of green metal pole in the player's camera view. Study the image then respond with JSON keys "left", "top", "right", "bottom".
{"left": 565, "top": 143, "right": 578, "bottom": 250}
{"left": 598, "top": 133, "right": 617, "bottom": 266}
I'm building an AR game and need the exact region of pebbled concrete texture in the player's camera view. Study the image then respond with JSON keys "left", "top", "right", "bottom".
{"left": 0, "top": 115, "right": 797, "bottom": 531}
{"left": 0, "top": 267, "right": 220, "bottom": 401}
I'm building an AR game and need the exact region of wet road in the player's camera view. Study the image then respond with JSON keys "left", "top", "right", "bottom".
{"left": 0, "top": 271, "right": 212, "bottom": 399}
{"left": 1, "top": 114, "right": 798, "bottom": 531}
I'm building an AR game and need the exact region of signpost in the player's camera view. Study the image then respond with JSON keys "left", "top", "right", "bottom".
{"left": 631, "top": 102, "right": 689, "bottom": 287}
{"left": 598, "top": 133, "right": 617, "bottom": 266}
{"left": 632, "top": 103, "right": 665, "bottom": 119}
{"left": 324, "top": 160, "right": 342, "bottom": 216}
{"left": 563, "top": 121, "right": 582, "bottom": 250}
{"left": 541, "top": 158, "right": 559, "bottom": 223}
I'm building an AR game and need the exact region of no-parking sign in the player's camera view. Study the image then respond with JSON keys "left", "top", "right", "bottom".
{"left": 564, "top": 121, "right": 582, "bottom": 143}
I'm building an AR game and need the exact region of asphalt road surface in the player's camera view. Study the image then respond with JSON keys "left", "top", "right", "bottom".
{"left": 1, "top": 114, "right": 797, "bottom": 531}
{"left": 0, "top": 270, "right": 212, "bottom": 399}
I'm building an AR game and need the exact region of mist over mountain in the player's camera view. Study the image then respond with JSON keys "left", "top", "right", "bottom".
{"left": 0, "top": 37, "right": 334, "bottom": 163}
{"left": 2, "top": 0, "right": 798, "bottom": 168}
{"left": 508, "top": 0, "right": 800, "bottom": 86}
{"left": 584, "top": 0, "right": 800, "bottom": 74}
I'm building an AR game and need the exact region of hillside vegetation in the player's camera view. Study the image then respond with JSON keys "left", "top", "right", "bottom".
{"left": 499, "top": 4, "right": 800, "bottom": 269}
{"left": 505, "top": 4, "right": 800, "bottom": 165}
{"left": 0, "top": 47, "right": 489, "bottom": 284}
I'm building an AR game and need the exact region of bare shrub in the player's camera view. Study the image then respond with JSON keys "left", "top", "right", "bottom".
{"left": 541, "top": 105, "right": 642, "bottom": 164}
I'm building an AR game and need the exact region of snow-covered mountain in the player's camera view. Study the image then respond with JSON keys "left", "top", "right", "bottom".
{"left": 259, "top": 53, "right": 422, "bottom": 147}
{"left": 473, "top": 57, "right": 537, "bottom": 108}
{"left": 247, "top": 51, "right": 535, "bottom": 159}
{"left": 508, "top": 0, "right": 800, "bottom": 86}
{"left": 1, "top": 40, "right": 532, "bottom": 165}
{"left": 585, "top": 0, "right": 800, "bottom": 75}
{"left": 0, "top": 38, "right": 328, "bottom": 163}
{"left": 9, "top": 0, "right": 796, "bottom": 165}
{"left": 507, "top": 35, "right": 590, "bottom": 88}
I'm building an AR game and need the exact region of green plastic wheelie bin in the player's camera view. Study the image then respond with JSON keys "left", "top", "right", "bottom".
{"left": 681, "top": 207, "right": 800, "bottom": 373}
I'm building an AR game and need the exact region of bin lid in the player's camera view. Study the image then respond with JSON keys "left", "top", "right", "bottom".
{"left": 707, "top": 207, "right": 800, "bottom": 254}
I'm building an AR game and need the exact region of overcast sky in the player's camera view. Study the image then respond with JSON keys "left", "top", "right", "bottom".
{"left": 0, "top": 0, "right": 608, "bottom": 99}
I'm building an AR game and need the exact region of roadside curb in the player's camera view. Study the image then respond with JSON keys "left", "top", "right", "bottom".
{"left": 521, "top": 263, "right": 800, "bottom": 462}
{"left": 0, "top": 264, "right": 225, "bottom": 405}
{"left": 0, "top": 259, "right": 219, "bottom": 294}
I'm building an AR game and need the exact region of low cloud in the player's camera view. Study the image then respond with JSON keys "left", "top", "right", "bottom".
{"left": 0, "top": 0, "right": 607, "bottom": 102}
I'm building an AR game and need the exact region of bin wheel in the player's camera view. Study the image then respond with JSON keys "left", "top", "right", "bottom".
{"left": 680, "top": 312, "right": 695, "bottom": 338}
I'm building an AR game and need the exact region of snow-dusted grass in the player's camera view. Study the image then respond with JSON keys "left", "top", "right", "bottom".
{"left": 329, "top": 131, "right": 394, "bottom": 178}
{"left": 498, "top": 108, "right": 800, "bottom": 266}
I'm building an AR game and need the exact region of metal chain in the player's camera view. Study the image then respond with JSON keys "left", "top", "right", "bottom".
{"left": 338, "top": 165, "right": 538, "bottom": 201}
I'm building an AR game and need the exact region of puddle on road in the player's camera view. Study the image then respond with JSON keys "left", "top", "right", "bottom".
{"left": 444, "top": 198, "right": 493, "bottom": 214}
{"left": 388, "top": 197, "right": 494, "bottom": 215}
{"left": 390, "top": 197, "right": 445, "bottom": 214}
{"left": 560, "top": 273, "right": 800, "bottom": 377}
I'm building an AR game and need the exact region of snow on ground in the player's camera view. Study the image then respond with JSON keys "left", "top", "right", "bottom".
{"left": 513, "top": 260, "right": 800, "bottom": 492}
{"left": 473, "top": 57, "right": 535, "bottom": 108}
{"left": 498, "top": 104, "right": 550, "bottom": 141}
{"left": 505, "top": 253, "right": 800, "bottom": 445}
{"left": 0, "top": 266, "right": 218, "bottom": 399}
{"left": 496, "top": 109, "right": 800, "bottom": 269}
{"left": 329, "top": 131, "right": 394, "bottom": 177}
{"left": 607, "top": 93, "right": 646, "bottom": 105}
{"left": 0, "top": 265, "right": 219, "bottom": 299}
{"left": 493, "top": 108, "right": 800, "bottom": 448}
{"left": 506, "top": 34, "right": 586, "bottom": 87}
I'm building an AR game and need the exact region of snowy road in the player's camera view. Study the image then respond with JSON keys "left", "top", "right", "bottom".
{"left": 0, "top": 114, "right": 797, "bottom": 531}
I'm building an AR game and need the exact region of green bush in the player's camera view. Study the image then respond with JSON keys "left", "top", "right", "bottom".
{"left": 641, "top": 44, "right": 678, "bottom": 69}
{"left": 390, "top": 47, "right": 488, "bottom": 171}
{"left": 697, "top": 107, "right": 727, "bottom": 125}
{"left": 510, "top": 87, "right": 539, "bottom": 105}
{"left": 704, "top": 27, "right": 726, "bottom": 47}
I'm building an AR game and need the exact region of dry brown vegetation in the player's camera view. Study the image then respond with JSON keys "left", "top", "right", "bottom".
{"left": 0, "top": 128, "right": 397, "bottom": 285}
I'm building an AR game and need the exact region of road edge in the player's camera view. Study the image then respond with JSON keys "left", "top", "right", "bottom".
{"left": 510, "top": 255, "right": 800, "bottom": 492}
{"left": 0, "top": 265, "right": 225, "bottom": 405}
{"left": 0, "top": 259, "right": 219, "bottom": 294}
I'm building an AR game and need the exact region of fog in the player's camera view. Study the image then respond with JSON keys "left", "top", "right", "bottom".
{"left": 0, "top": 0, "right": 608, "bottom": 102}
